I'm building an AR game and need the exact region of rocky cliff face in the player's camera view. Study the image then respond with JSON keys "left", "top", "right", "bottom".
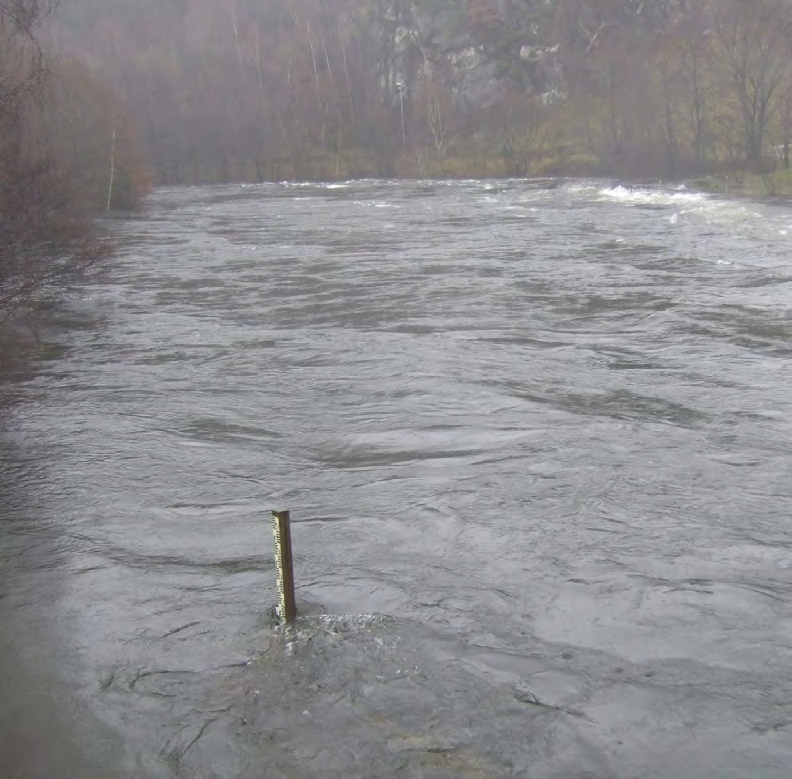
{"left": 371, "top": 0, "right": 554, "bottom": 110}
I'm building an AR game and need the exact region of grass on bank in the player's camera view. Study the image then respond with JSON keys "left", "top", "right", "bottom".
{"left": 692, "top": 166, "right": 792, "bottom": 196}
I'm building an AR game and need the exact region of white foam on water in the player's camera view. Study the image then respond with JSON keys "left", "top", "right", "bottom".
{"left": 353, "top": 200, "right": 398, "bottom": 208}
{"left": 593, "top": 185, "right": 773, "bottom": 237}
{"left": 681, "top": 202, "right": 766, "bottom": 235}
{"left": 599, "top": 185, "right": 707, "bottom": 206}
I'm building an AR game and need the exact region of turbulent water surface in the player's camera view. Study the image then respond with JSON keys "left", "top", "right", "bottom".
{"left": 1, "top": 180, "right": 790, "bottom": 778}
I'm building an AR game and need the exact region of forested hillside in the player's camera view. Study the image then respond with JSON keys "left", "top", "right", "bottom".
{"left": 51, "top": 0, "right": 792, "bottom": 183}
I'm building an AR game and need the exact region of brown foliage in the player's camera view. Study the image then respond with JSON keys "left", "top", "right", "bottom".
{"left": 0, "top": 104, "right": 110, "bottom": 326}
{"left": 43, "top": 58, "right": 151, "bottom": 211}
{"left": 0, "top": 1, "right": 114, "bottom": 371}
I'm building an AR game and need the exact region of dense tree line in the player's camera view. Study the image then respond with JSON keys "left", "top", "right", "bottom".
{"left": 0, "top": 1, "right": 148, "bottom": 373}
{"left": 50, "top": 0, "right": 792, "bottom": 183}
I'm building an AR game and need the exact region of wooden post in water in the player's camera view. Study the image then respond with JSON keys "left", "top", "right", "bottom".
{"left": 271, "top": 510, "right": 297, "bottom": 622}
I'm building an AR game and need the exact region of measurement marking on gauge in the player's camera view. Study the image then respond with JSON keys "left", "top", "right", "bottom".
{"left": 272, "top": 509, "right": 297, "bottom": 622}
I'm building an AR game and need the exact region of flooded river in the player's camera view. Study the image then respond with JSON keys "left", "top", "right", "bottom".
{"left": 1, "top": 179, "right": 790, "bottom": 778}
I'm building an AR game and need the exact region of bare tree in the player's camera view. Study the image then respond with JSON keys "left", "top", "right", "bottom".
{"left": 0, "top": 1, "right": 55, "bottom": 107}
{"left": 0, "top": 0, "right": 112, "bottom": 365}
{"left": 0, "top": 0, "right": 55, "bottom": 35}
{"left": 425, "top": 89, "right": 450, "bottom": 174}
{"left": 487, "top": 92, "right": 553, "bottom": 177}
{"left": 0, "top": 118, "right": 109, "bottom": 326}
{"left": 713, "top": 0, "right": 792, "bottom": 169}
